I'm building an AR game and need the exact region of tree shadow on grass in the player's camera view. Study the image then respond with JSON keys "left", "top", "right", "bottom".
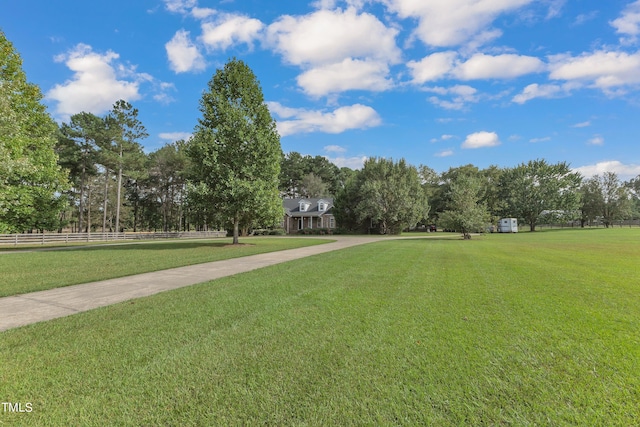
{"left": 394, "top": 235, "right": 479, "bottom": 242}
{"left": 0, "top": 240, "right": 238, "bottom": 253}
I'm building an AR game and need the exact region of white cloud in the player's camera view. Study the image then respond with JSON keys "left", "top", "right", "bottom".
{"left": 435, "top": 149, "right": 454, "bottom": 157}
{"left": 311, "top": 0, "right": 337, "bottom": 8}
{"left": 512, "top": 82, "right": 575, "bottom": 104}
{"left": 426, "top": 85, "right": 479, "bottom": 110}
{"left": 408, "top": 52, "right": 544, "bottom": 84}
{"left": 549, "top": 50, "right": 640, "bottom": 93}
{"left": 407, "top": 52, "right": 457, "bottom": 84}
{"left": 462, "top": 131, "right": 501, "bottom": 149}
{"left": 529, "top": 137, "right": 551, "bottom": 143}
{"left": 163, "top": 0, "right": 197, "bottom": 14}
{"left": 265, "top": 8, "right": 400, "bottom": 96}
{"left": 153, "top": 93, "right": 175, "bottom": 104}
{"left": 325, "top": 155, "right": 368, "bottom": 170}
{"left": 572, "top": 121, "right": 591, "bottom": 128}
{"left": 453, "top": 53, "right": 545, "bottom": 80}
{"left": 296, "top": 59, "right": 393, "bottom": 96}
{"left": 191, "top": 7, "right": 216, "bottom": 19}
{"left": 610, "top": 0, "right": 640, "bottom": 44}
{"left": 159, "top": 132, "right": 192, "bottom": 142}
{"left": 165, "top": 30, "right": 206, "bottom": 73}
{"left": 200, "top": 14, "right": 264, "bottom": 51}
{"left": 544, "top": 0, "right": 566, "bottom": 19}
{"left": 381, "top": 0, "right": 533, "bottom": 47}
{"left": 153, "top": 82, "right": 177, "bottom": 104}
{"left": 574, "top": 11, "right": 599, "bottom": 26}
{"left": 163, "top": 0, "right": 215, "bottom": 19}
{"left": 47, "top": 44, "right": 142, "bottom": 118}
{"left": 324, "top": 145, "right": 347, "bottom": 153}
{"left": 573, "top": 160, "right": 640, "bottom": 180}
{"left": 266, "top": 8, "right": 400, "bottom": 66}
{"left": 268, "top": 102, "right": 382, "bottom": 136}
{"left": 587, "top": 135, "right": 605, "bottom": 146}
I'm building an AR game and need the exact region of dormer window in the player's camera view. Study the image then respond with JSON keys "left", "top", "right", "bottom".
{"left": 318, "top": 200, "right": 327, "bottom": 212}
{"left": 299, "top": 200, "right": 311, "bottom": 212}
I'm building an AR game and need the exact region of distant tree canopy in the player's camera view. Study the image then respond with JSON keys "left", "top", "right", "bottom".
{"left": 187, "top": 58, "right": 282, "bottom": 244}
{"left": 0, "top": 31, "right": 68, "bottom": 233}
{"left": 57, "top": 112, "right": 103, "bottom": 233}
{"left": 581, "top": 172, "right": 632, "bottom": 227}
{"left": 279, "top": 152, "right": 348, "bottom": 197}
{"left": 334, "top": 158, "right": 429, "bottom": 234}
{"left": 499, "top": 159, "right": 582, "bottom": 231}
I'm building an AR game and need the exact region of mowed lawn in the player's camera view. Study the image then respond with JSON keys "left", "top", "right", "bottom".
{"left": 1, "top": 229, "right": 639, "bottom": 425}
{"left": 0, "top": 237, "right": 332, "bottom": 297}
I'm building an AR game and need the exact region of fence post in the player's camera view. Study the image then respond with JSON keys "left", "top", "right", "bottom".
{"left": 15, "top": 234, "right": 18, "bottom": 246}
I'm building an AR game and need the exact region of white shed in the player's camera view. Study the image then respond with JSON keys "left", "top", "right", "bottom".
{"left": 498, "top": 218, "right": 518, "bottom": 233}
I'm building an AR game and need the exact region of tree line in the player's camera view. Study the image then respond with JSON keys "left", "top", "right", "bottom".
{"left": 2, "top": 30, "right": 639, "bottom": 237}
{"left": 331, "top": 159, "right": 638, "bottom": 238}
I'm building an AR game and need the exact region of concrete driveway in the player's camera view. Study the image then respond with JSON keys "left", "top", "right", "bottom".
{"left": 0, "top": 235, "right": 437, "bottom": 332}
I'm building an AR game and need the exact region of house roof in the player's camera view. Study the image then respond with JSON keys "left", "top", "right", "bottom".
{"left": 283, "top": 198, "right": 334, "bottom": 217}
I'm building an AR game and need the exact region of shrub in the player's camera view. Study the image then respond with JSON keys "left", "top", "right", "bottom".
{"left": 296, "top": 228, "right": 333, "bottom": 235}
{"left": 252, "top": 228, "right": 286, "bottom": 236}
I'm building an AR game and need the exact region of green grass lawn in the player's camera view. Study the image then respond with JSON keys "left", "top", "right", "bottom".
{"left": 0, "top": 237, "right": 332, "bottom": 297}
{"left": 1, "top": 229, "right": 638, "bottom": 425}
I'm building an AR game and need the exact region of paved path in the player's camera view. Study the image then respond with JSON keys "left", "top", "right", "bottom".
{"left": 0, "top": 236, "right": 421, "bottom": 332}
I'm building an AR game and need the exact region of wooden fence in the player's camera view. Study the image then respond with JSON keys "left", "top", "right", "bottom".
{"left": 0, "top": 231, "right": 228, "bottom": 246}
{"left": 537, "top": 219, "right": 640, "bottom": 230}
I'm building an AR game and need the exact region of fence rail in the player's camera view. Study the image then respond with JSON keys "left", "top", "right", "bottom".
{"left": 0, "top": 231, "right": 228, "bottom": 246}
{"left": 537, "top": 219, "right": 640, "bottom": 229}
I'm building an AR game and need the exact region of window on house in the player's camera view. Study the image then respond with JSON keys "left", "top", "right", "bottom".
{"left": 329, "top": 217, "right": 335, "bottom": 228}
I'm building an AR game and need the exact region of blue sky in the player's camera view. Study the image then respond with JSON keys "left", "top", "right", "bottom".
{"left": 3, "top": 0, "right": 640, "bottom": 178}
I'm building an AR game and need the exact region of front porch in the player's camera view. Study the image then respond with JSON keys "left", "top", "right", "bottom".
{"left": 284, "top": 215, "right": 335, "bottom": 234}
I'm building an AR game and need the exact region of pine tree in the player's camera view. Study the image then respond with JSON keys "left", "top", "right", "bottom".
{"left": 108, "top": 100, "right": 147, "bottom": 233}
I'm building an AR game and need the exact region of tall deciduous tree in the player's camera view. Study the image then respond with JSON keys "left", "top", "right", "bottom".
{"left": 626, "top": 175, "right": 640, "bottom": 219}
{"left": 1, "top": 31, "right": 68, "bottom": 233}
{"left": 579, "top": 177, "right": 603, "bottom": 227}
{"left": 438, "top": 173, "right": 489, "bottom": 239}
{"left": 354, "top": 157, "right": 429, "bottom": 234}
{"left": 432, "top": 164, "right": 481, "bottom": 224}
{"left": 188, "top": 58, "right": 282, "bottom": 244}
{"left": 501, "top": 159, "right": 581, "bottom": 231}
{"left": 582, "top": 172, "right": 632, "bottom": 227}
{"left": 333, "top": 173, "right": 365, "bottom": 233}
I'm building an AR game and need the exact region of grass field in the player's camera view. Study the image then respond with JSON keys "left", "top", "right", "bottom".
{"left": 0, "top": 237, "right": 332, "bottom": 297}
{"left": 1, "top": 229, "right": 638, "bottom": 425}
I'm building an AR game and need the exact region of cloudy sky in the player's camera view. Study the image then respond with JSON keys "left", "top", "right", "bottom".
{"left": 3, "top": 0, "right": 640, "bottom": 178}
